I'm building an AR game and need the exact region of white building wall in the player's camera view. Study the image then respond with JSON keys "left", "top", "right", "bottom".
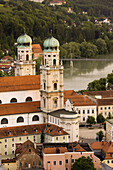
{"left": 0, "top": 89, "right": 40, "bottom": 104}
{"left": 0, "top": 112, "right": 44, "bottom": 128}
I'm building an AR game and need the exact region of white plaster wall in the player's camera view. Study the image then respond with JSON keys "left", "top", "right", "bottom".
{"left": 0, "top": 112, "right": 44, "bottom": 128}
{"left": 0, "top": 89, "right": 40, "bottom": 104}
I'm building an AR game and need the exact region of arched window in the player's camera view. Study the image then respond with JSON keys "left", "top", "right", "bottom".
{"left": 44, "top": 83, "right": 46, "bottom": 90}
{"left": 32, "top": 115, "right": 39, "bottom": 121}
{"left": 54, "top": 83, "right": 57, "bottom": 90}
{"left": 43, "top": 98, "right": 46, "bottom": 108}
{"left": 53, "top": 59, "right": 56, "bottom": 66}
{"left": 1, "top": 118, "right": 8, "bottom": 124}
{"left": 53, "top": 98, "right": 58, "bottom": 108}
{"left": 26, "top": 97, "right": 32, "bottom": 102}
{"left": 0, "top": 100, "right": 2, "bottom": 104}
{"left": 45, "top": 59, "right": 46, "bottom": 65}
{"left": 17, "top": 117, "right": 24, "bottom": 123}
{"left": 26, "top": 54, "right": 29, "bottom": 61}
{"left": 10, "top": 98, "right": 17, "bottom": 103}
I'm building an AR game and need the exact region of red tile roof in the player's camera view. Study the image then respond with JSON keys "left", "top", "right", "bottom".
{"left": 0, "top": 101, "right": 40, "bottom": 116}
{"left": 83, "top": 91, "right": 113, "bottom": 98}
{"left": 91, "top": 141, "right": 107, "bottom": 150}
{"left": 0, "top": 123, "right": 69, "bottom": 139}
{"left": 97, "top": 98, "right": 113, "bottom": 106}
{"left": 43, "top": 147, "right": 68, "bottom": 154}
{"left": 32, "top": 44, "right": 43, "bottom": 54}
{"left": 0, "top": 75, "right": 40, "bottom": 92}
{"left": 1, "top": 56, "right": 14, "bottom": 61}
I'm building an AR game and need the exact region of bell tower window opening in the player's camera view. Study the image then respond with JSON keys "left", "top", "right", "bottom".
{"left": 45, "top": 59, "right": 46, "bottom": 65}
{"left": 26, "top": 54, "right": 29, "bottom": 61}
{"left": 54, "top": 83, "right": 57, "bottom": 90}
{"left": 48, "top": 55, "right": 51, "bottom": 57}
{"left": 44, "top": 82, "right": 46, "bottom": 90}
{"left": 43, "top": 98, "right": 46, "bottom": 108}
{"left": 54, "top": 99, "right": 57, "bottom": 108}
{"left": 53, "top": 59, "right": 56, "bottom": 66}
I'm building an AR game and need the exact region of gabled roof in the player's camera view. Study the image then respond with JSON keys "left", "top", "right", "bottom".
{"left": 0, "top": 75, "right": 40, "bottom": 92}
{"left": 32, "top": 44, "right": 43, "bottom": 54}
{"left": 91, "top": 141, "right": 107, "bottom": 150}
{"left": 74, "top": 144, "right": 86, "bottom": 152}
{"left": 0, "top": 123, "right": 69, "bottom": 139}
{"left": 0, "top": 101, "right": 40, "bottom": 116}
{"left": 43, "top": 147, "right": 68, "bottom": 154}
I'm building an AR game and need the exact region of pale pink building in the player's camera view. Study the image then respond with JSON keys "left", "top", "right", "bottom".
{"left": 43, "top": 143, "right": 100, "bottom": 170}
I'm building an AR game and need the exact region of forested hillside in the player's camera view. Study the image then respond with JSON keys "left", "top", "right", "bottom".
{"left": 0, "top": 0, "right": 113, "bottom": 58}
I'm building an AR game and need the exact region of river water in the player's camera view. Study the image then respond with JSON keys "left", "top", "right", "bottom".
{"left": 63, "top": 59, "right": 113, "bottom": 91}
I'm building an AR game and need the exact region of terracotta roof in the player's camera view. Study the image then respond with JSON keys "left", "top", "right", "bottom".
{"left": 0, "top": 101, "right": 40, "bottom": 116}
{"left": 91, "top": 141, "right": 107, "bottom": 150}
{"left": 64, "top": 95, "right": 96, "bottom": 106}
{"left": 32, "top": 44, "right": 43, "bottom": 54}
{"left": 0, "top": 65, "right": 11, "bottom": 69}
{"left": 0, "top": 75, "right": 40, "bottom": 92}
{"left": 74, "top": 144, "right": 86, "bottom": 152}
{"left": 64, "top": 90, "right": 77, "bottom": 96}
{"left": 1, "top": 56, "right": 14, "bottom": 61}
{"left": 97, "top": 98, "right": 113, "bottom": 106}
{"left": 2, "top": 158, "right": 16, "bottom": 163}
{"left": 43, "top": 147, "right": 68, "bottom": 154}
{"left": 83, "top": 91, "right": 113, "bottom": 98}
{"left": 0, "top": 123, "right": 69, "bottom": 139}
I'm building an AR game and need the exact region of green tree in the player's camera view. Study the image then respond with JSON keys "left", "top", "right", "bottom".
{"left": 71, "top": 156, "right": 96, "bottom": 170}
{"left": 80, "top": 42, "right": 98, "bottom": 58}
{"left": 96, "top": 38, "right": 108, "bottom": 54}
{"left": 86, "top": 116, "right": 96, "bottom": 125}
{"left": 97, "top": 114, "right": 105, "bottom": 123}
{"left": 107, "top": 73, "right": 113, "bottom": 88}
{"left": 97, "top": 130, "right": 104, "bottom": 142}
{"left": 107, "top": 112, "right": 113, "bottom": 119}
{"left": 87, "top": 78, "right": 106, "bottom": 91}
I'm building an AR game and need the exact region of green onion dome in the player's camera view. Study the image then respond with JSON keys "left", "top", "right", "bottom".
{"left": 43, "top": 37, "right": 60, "bottom": 52}
{"left": 17, "top": 33, "right": 32, "bottom": 47}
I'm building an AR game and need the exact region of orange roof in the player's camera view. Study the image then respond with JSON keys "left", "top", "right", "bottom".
{"left": 91, "top": 141, "right": 107, "bottom": 150}
{"left": 64, "top": 94, "right": 96, "bottom": 106}
{"left": 74, "top": 144, "right": 86, "bottom": 152}
{"left": 0, "top": 101, "right": 40, "bottom": 116}
{"left": 32, "top": 44, "right": 43, "bottom": 54}
{"left": 0, "top": 123, "right": 69, "bottom": 139}
{"left": 43, "top": 147, "right": 68, "bottom": 154}
{"left": 0, "top": 75, "right": 40, "bottom": 92}
{"left": 1, "top": 56, "right": 13, "bottom": 61}
{"left": 97, "top": 98, "right": 113, "bottom": 106}
{"left": 0, "top": 65, "right": 11, "bottom": 69}
{"left": 83, "top": 90, "right": 113, "bottom": 98}
{"left": 64, "top": 90, "right": 77, "bottom": 96}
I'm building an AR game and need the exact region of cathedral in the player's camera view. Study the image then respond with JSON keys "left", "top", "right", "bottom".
{"left": 0, "top": 33, "right": 79, "bottom": 143}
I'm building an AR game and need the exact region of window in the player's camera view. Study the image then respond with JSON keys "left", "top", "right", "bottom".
{"left": 78, "top": 110, "right": 80, "bottom": 114}
{"left": 0, "top": 100, "right": 2, "bottom": 104}
{"left": 5, "top": 145, "right": 7, "bottom": 148}
{"left": 25, "top": 162, "right": 28, "bottom": 167}
{"left": 87, "top": 110, "right": 90, "bottom": 114}
{"left": 100, "top": 107, "right": 103, "bottom": 110}
{"left": 83, "top": 117, "right": 85, "bottom": 121}
{"left": 5, "top": 139, "right": 7, "bottom": 142}
{"left": 53, "top": 59, "right": 56, "bottom": 66}
{"left": 33, "top": 136, "right": 35, "bottom": 139}
{"left": 112, "top": 160, "right": 113, "bottom": 163}
{"left": 48, "top": 55, "right": 51, "bottom": 57}
{"left": 44, "top": 83, "right": 46, "bottom": 90}
{"left": 12, "top": 138, "right": 14, "bottom": 142}
{"left": 83, "top": 110, "right": 85, "bottom": 114}
{"left": 10, "top": 98, "right": 17, "bottom": 103}
{"left": 53, "top": 161, "right": 56, "bottom": 165}
{"left": 19, "top": 137, "right": 21, "bottom": 141}
{"left": 43, "top": 98, "right": 46, "bottom": 108}
{"left": 17, "top": 117, "right": 24, "bottom": 123}
{"left": 63, "top": 136, "right": 65, "bottom": 140}
{"left": 26, "top": 97, "right": 32, "bottom": 102}
{"left": 92, "top": 110, "right": 94, "bottom": 113}
{"left": 5, "top": 152, "right": 7, "bottom": 155}
{"left": 54, "top": 83, "right": 57, "bottom": 90}
{"left": 54, "top": 99, "right": 57, "bottom": 108}
{"left": 66, "top": 168, "right": 68, "bottom": 170}
{"left": 105, "top": 107, "right": 107, "bottom": 110}
{"left": 53, "top": 55, "right": 56, "bottom": 57}
{"left": 32, "top": 115, "right": 39, "bottom": 121}
{"left": 26, "top": 54, "right": 29, "bottom": 61}
{"left": 12, "top": 151, "right": 14, "bottom": 154}
{"left": 108, "top": 107, "right": 111, "bottom": 109}
{"left": 20, "top": 162, "right": 22, "bottom": 167}
{"left": 45, "top": 59, "right": 46, "bottom": 65}
{"left": 65, "top": 159, "right": 68, "bottom": 164}
{"left": 27, "top": 137, "right": 29, "bottom": 140}
{"left": 33, "top": 162, "right": 35, "bottom": 166}
{"left": 1, "top": 118, "right": 8, "bottom": 124}
{"left": 59, "top": 161, "right": 62, "bottom": 165}
{"left": 71, "top": 159, "right": 74, "bottom": 163}
{"left": 56, "top": 137, "right": 58, "bottom": 140}
{"left": 107, "top": 160, "right": 109, "bottom": 164}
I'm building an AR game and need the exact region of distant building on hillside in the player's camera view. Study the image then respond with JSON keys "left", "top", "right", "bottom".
{"left": 29, "top": 0, "right": 44, "bottom": 3}
{"left": 49, "top": 0, "right": 66, "bottom": 6}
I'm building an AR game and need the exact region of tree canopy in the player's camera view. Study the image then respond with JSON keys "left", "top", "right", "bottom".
{"left": 71, "top": 156, "right": 96, "bottom": 170}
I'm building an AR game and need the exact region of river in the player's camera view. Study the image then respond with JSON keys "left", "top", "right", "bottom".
{"left": 63, "top": 57, "right": 113, "bottom": 91}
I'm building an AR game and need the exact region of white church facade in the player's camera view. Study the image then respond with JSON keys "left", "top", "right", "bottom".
{"left": 0, "top": 33, "right": 79, "bottom": 143}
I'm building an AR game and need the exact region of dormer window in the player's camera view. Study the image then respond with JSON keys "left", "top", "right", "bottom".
{"left": 8, "top": 131, "right": 11, "bottom": 135}
{"left": 23, "top": 129, "right": 27, "bottom": 133}
{"left": 34, "top": 128, "right": 38, "bottom": 132}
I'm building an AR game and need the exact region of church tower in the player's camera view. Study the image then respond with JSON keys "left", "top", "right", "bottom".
{"left": 15, "top": 33, "right": 36, "bottom": 76}
{"left": 40, "top": 37, "right": 64, "bottom": 112}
